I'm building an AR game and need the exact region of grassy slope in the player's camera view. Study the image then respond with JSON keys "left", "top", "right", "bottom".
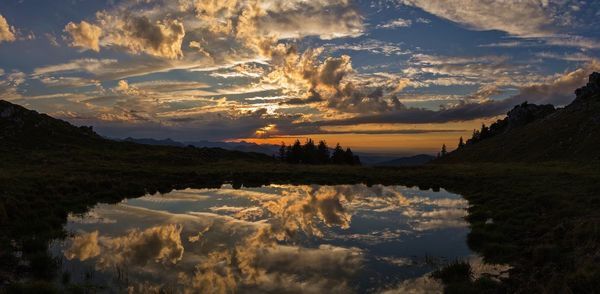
{"left": 439, "top": 91, "right": 600, "bottom": 163}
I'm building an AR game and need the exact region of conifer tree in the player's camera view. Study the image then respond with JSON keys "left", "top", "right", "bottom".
{"left": 480, "top": 123, "right": 490, "bottom": 139}
{"left": 302, "top": 139, "right": 318, "bottom": 164}
{"left": 317, "top": 140, "right": 330, "bottom": 164}
{"left": 344, "top": 148, "right": 355, "bottom": 165}
{"left": 279, "top": 142, "right": 287, "bottom": 161}
{"left": 288, "top": 139, "right": 303, "bottom": 163}
{"left": 332, "top": 143, "right": 346, "bottom": 164}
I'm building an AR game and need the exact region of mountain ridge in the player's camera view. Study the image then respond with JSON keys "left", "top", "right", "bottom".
{"left": 0, "top": 100, "right": 272, "bottom": 163}
{"left": 122, "top": 137, "right": 435, "bottom": 166}
{"left": 438, "top": 72, "right": 600, "bottom": 163}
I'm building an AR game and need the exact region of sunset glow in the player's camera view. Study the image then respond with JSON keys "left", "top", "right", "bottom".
{"left": 1, "top": 0, "right": 599, "bottom": 154}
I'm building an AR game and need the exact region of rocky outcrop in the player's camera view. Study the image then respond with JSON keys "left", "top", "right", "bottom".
{"left": 574, "top": 72, "right": 600, "bottom": 102}
{"left": 466, "top": 102, "right": 556, "bottom": 145}
{"left": 504, "top": 102, "right": 556, "bottom": 131}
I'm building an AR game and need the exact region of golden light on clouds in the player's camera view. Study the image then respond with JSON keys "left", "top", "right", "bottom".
{"left": 254, "top": 123, "right": 277, "bottom": 138}
{"left": 3, "top": 0, "right": 599, "bottom": 154}
{"left": 0, "top": 14, "right": 16, "bottom": 43}
{"left": 238, "top": 118, "right": 499, "bottom": 154}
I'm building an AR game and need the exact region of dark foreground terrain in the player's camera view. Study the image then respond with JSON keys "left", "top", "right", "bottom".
{"left": 2, "top": 73, "right": 600, "bottom": 294}
{"left": 2, "top": 151, "right": 599, "bottom": 293}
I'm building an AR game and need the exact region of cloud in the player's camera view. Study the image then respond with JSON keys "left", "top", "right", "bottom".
{"left": 310, "top": 60, "right": 600, "bottom": 126}
{"left": 275, "top": 128, "right": 465, "bottom": 136}
{"left": 60, "top": 184, "right": 473, "bottom": 292}
{"left": 33, "top": 58, "right": 119, "bottom": 76}
{"left": 66, "top": 224, "right": 185, "bottom": 269}
{"left": 59, "top": 0, "right": 362, "bottom": 62}
{"left": 45, "top": 33, "right": 60, "bottom": 47}
{"left": 379, "top": 275, "right": 443, "bottom": 294}
{"left": 64, "top": 230, "right": 101, "bottom": 261}
{"left": 403, "top": 53, "right": 545, "bottom": 87}
{"left": 32, "top": 57, "right": 599, "bottom": 141}
{"left": 416, "top": 17, "right": 431, "bottom": 24}
{"left": 326, "top": 39, "right": 410, "bottom": 56}
{"left": 25, "top": 0, "right": 367, "bottom": 130}
{"left": 377, "top": 18, "right": 412, "bottom": 29}
{"left": 0, "top": 71, "right": 26, "bottom": 100}
{"left": 0, "top": 14, "right": 16, "bottom": 43}
{"left": 64, "top": 4, "right": 189, "bottom": 59}
{"left": 478, "top": 41, "right": 536, "bottom": 48}
{"left": 543, "top": 35, "right": 600, "bottom": 50}
{"left": 506, "top": 60, "right": 600, "bottom": 105}
{"left": 61, "top": 105, "right": 303, "bottom": 141}
{"left": 17, "top": 0, "right": 598, "bottom": 144}
{"left": 32, "top": 57, "right": 183, "bottom": 81}
{"left": 255, "top": 1, "right": 364, "bottom": 40}
{"left": 536, "top": 52, "right": 594, "bottom": 62}
{"left": 265, "top": 46, "right": 408, "bottom": 114}
{"left": 260, "top": 186, "right": 355, "bottom": 237}
{"left": 398, "top": 0, "right": 560, "bottom": 37}
{"left": 479, "top": 36, "right": 600, "bottom": 50}
{"left": 64, "top": 196, "right": 363, "bottom": 293}
{"left": 399, "top": 0, "right": 600, "bottom": 51}
{"left": 98, "top": 14, "right": 186, "bottom": 59}
{"left": 64, "top": 21, "right": 102, "bottom": 51}
{"left": 38, "top": 76, "right": 100, "bottom": 88}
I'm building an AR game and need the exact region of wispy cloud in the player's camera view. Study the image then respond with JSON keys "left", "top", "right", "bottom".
{"left": 377, "top": 18, "right": 412, "bottom": 29}
{"left": 399, "top": 0, "right": 600, "bottom": 53}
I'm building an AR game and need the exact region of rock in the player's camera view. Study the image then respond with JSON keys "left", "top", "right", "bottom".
{"left": 0, "top": 104, "right": 15, "bottom": 119}
{"left": 574, "top": 72, "right": 600, "bottom": 101}
{"left": 505, "top": 102, "right": 555, "bottom": 130}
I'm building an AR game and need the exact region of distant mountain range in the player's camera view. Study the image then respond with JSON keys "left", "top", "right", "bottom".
{"left": 121, "top": 137, "right": 435, "bottom": 166}
{"left": 439, "top": 72, "right": 600, "bottom": 163}
{"left": 122, "top": 137, "right": 282, "bottom": 156}
{"left": 374, "top": 154, "right": 437, "bottom": 166}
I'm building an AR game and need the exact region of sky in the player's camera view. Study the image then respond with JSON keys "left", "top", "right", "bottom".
{"left": 1, "top": 0, "right": 599, "bottom": 155}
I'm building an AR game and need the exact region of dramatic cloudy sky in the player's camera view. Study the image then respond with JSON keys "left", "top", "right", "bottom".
{"left": 1, "top": 0, "right": 599, "bottom": 154}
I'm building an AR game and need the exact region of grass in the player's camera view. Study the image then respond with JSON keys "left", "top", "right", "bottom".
{"left": 1, "top": 141, "right": 600, "bottom": 293}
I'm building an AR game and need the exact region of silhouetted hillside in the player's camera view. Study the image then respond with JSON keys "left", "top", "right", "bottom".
{"left": 123, "top": 137, "right": 186, "bottom": 147}
{"left": 0, "top": 100, "right": 271, "bottom": 163}
{"left": 123, "top": 137, "right": 281, "bottom": 156}
{"left": 438, "top": 72, "right": 600, "bottom": 163}
{"left": 376, "top": 154, "right": 435, "bottom": 166}
{"left": 0, "top": 100, "right": 102, "bottom": 148}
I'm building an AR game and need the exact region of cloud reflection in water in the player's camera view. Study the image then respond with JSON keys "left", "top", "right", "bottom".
{"left": 58, "top": 184, "right": 474, "bottom": 293}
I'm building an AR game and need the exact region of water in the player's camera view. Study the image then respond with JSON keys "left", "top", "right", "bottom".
{"left": 51, "top": 184, "right": 498, "bottom": 293}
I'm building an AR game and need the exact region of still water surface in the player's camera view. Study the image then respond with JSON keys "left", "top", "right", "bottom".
{"left": 51, "top": 184, "right": 496, "bottom": 293}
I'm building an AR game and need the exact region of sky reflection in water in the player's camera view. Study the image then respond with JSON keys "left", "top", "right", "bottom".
{"left": 53, "top": 184, "right": 481, "bottom": 293}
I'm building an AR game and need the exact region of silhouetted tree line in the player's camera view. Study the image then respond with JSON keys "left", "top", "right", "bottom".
{"left": 467, "top": 123, "right": 495, "bottom": 145}
{"left": 438, "top": 122, "right": 494, "bottom": 158}
{"left": 438, "top": 121, "right": 504, "bottom": 158}
{"left": 279, "top": 139, "right": 361, "bottom": 165}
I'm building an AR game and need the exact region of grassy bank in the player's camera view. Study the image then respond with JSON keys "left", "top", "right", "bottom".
{"left": 1, "top": 148, "right": 600, "bottom": 292}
